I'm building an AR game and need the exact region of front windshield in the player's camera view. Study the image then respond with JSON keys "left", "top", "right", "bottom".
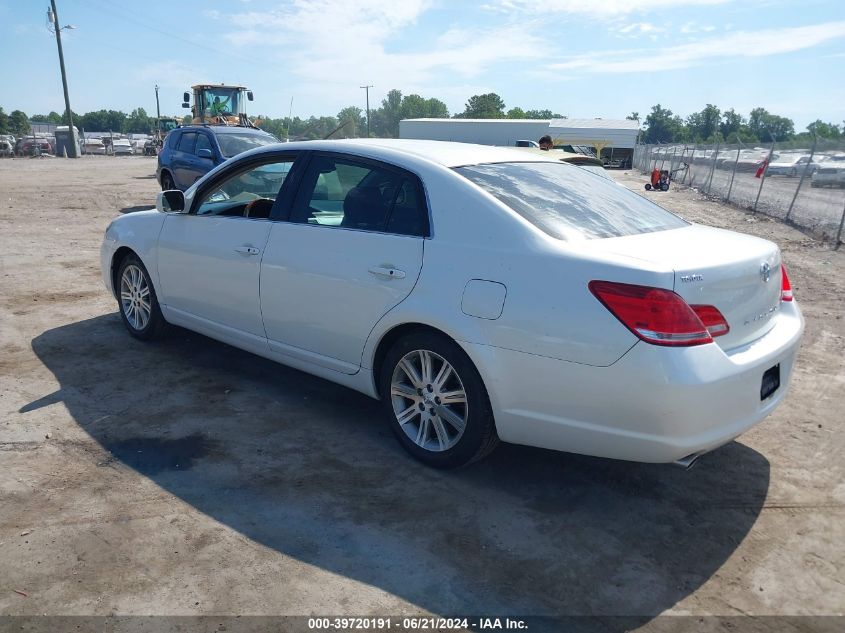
{"left": 457, "top": 162, "right": 688, "bottom": 241}
{"left": 215, "top": 133, "right": 277, "bottom": 158}
{"left": 203, "top": 87, "right": 241, "bottom": 117}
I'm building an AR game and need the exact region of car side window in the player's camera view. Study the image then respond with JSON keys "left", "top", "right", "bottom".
{"left": 194, "top": 133, "right": 212, "bottom": 155}
{"left": 178, "top": 132, "right": 197, "bottom": 154}
{"left": 195, "top": 160, "right": 294, "bottom": 220}
{"left": 290, "top": 155, "right": 427, "bottom": 235}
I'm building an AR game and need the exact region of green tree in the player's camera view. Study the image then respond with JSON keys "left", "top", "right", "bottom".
{"left": 642, "top": 104, "right": 684, "bottom": 143}
{"left": 30, "top": 114, "right": 50, "bottom": 123}
{"left": 399, "top": 94, "right": 449, "bottom": 120}
{"left": 9, "top": 110, "right": 30, "bottom": 136}
{"left": 686, "top": 104, "right": 720, "bottom": 141}
{"left": 424, "top": 97, "right": 449, "bottom": 118}
{"left": 719, "top": 108, "right": 745, "bottom": 141}
{"left": 376, "top": 89, "right": 403, "bottom": 137}
{"left": 124, "top": 107, "right": 152, "bottom": 134}
{"left": 0, "top": 107, "right": 8, "bottom": 134}
{"left": 459, "top": 93, "right": 506, "bottom": 119}
{"left": 507, "top": 107, "right": 526, "bottom": 119}
{"left": 748, "top": 107, "right": 794, "bottom": 142}
{"left": 524, "top": 109, "right": 563, "bottom": 119}
{"left": 80, "top": 109, "right": 128, "bottom": 133}
{"left": 626, "top": 112, "right": 640, "bottom": 121}
{"left": 336, "top": 105, "right": 365, "bottom": 137}
{"left": 806, "top": 120, "right": 841, "bottom": 139}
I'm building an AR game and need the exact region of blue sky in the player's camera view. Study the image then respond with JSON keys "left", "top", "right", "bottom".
{"left": 1, "top": 0, "right": 843, "bottom": 129}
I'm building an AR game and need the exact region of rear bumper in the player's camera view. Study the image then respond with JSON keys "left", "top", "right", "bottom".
{"left": 462, "top": 301, "right": 804, "bottom": 463}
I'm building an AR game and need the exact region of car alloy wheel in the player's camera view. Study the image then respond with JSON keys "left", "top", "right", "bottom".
{"left": 116, "top": 254, "right": 166, "bottom": 341}
{"left": 390, "top": 349, "right": 468, "bottom": 452}
{"left": 120, "top": 264, "right": 152, "bottom": 331}
{"left": 381, "top": 331, "right": 498, "bottom": 468}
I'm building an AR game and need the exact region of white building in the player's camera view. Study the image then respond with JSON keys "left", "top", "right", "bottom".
{"left": 399, "top": 119, "right": 552, "bottom": 147}
{"left": 399, "top": 117, "right": 641, "bottom": 162}
{"left": 547, "top": 118, "right": 640, "bottom": 150}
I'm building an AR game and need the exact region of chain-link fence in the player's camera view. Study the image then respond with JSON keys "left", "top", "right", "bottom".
{"left": 632, "top": 140, "right": 845, "bottom": 245}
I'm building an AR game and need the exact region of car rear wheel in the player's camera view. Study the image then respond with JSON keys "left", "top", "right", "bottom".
{"left": 117, "top": 254, "right": 166, "bottom": 341}
{"left": 160, "top": 171, "right": 175, "bottom": 191}
{"left": 380, "top": 331, "right": 498, "bottom": 468}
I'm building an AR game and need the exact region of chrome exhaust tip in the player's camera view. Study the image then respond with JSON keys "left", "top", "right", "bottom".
{"left": 673, "top": 453, "right": 701, "bottom": 470}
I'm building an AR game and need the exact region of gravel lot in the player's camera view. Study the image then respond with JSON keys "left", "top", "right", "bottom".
{"left": 1, "top": 157, "right": 843, "bottom": 629}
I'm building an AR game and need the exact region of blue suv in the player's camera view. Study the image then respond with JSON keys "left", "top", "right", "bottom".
{"left": 157, "top": 125, "right": 278, "bottom": 191}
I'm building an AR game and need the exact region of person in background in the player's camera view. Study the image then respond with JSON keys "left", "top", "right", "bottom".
{"left": 538, "top": 135, "right": 554, "bottom": 150}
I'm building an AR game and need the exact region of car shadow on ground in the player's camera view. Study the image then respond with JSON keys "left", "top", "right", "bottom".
{"left": 24, "top": 315, "right": 770, "bottom": 624}
{"left": 119, "top": 205, "right": 155, "bottom": 214}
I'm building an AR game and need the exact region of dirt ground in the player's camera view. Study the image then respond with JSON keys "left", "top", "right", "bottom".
{"left": 0, "top": 156, "right": 843, "bottom": 629}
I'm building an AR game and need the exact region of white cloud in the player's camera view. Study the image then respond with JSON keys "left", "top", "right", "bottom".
{"left": 618, "top": 23, "right": 660, "bottom": 34}
{"left": 485, "top": 0, "right": 733, "bottom": 18}
{"left": 679, "top": 22, "right": 717, "bottom": 34}
{"left": 548, "top": 21, "right": 845, "bottom": 73}
{"left": 136, "top": 61, "right": 208, "bottom": 90}
{"left": 219, "top": 0, "right": 547, "bottom": 103}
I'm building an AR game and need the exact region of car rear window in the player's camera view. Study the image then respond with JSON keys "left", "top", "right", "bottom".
{"left": 456, "top": 162, "right": 688, "bottom": 240}
{"left": 215, "top": 132, "right": 277, "bottom": 158}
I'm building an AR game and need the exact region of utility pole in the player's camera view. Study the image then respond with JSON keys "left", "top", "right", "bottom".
{"left": 360, "top": 85, "right": 373, "bottom": 138}
{"left": 48, "top": 0, "right": 78, "bottom": 157}
{"left": 155, "top": 84, "right": 161, "bottom": 135}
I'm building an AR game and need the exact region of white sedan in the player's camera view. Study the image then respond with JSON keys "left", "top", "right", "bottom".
{"left": 100, "top": 139, "right": 804, "bottom": 469}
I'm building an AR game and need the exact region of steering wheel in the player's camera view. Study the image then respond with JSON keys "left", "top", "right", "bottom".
{"left": 244, "top": 198, "right": 275, "bottom": 219}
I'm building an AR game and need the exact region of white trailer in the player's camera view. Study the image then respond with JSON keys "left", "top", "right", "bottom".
{"left": 400, "top": 117, "right": 639, "bottom": 147}
{"left": 400, "top": 118, "right": 552, "bottom": 147}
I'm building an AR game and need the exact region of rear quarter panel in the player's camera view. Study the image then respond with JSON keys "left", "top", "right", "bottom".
{"left": 363, "top": 166, "right": 673, "bottom": 371}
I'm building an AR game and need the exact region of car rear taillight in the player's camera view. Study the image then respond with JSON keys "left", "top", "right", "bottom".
{"left": 781, "top": 264, "right": 793, "bottom": 302}
{"left": 588, "top": 280, "right": 715, "bottom": 347}
{"left": 691, "top": 305, "right": 730, "bottom": 337}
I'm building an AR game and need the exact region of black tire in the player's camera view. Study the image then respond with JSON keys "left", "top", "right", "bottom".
{"left": 660, "top": 183, "right": 670, "bottom": 191}
{"left": 115, "top": 253, "right": 166, "bottom": 341}
{"left": 644, "top": 183, "right": 652, "bottom": 190}
{"left": 160, "top": 170, "right": 175, "bottom": 191}
{"left": 379, "top": 331, "right": 498, "bottom": 469}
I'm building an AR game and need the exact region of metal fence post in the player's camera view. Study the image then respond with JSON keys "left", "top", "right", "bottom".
{"left": 786, "top": 137, "right": 816, "bottom": 223}
{"left": 679, "top": 145, "right": 691, "bottom": 184}
{"left": 688, "top": 144, "right": 700, "bottom": 187}
{"left": 836, "top": 199, "right": 845, "bottom": 248}
{"left": 668, "top": 146, "right": 678, "bottom": 176}
{"left": 753, "top": 140, "right": 776, "bottom": 213}
{"left": 726, "top": 143, "right": 741, "bottom": 203}
{"left": 706, "top": 143, "right": 720, "bottom": 194}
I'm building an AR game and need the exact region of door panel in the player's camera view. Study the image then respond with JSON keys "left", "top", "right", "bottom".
{"left": 260, "top": 223, "right": 423, "bottom": 373}
{"left": 172, "top": 132, "right": 196, "bottom": 189}
{"left": 157, "top": 215, "right": 272, "bottom": 339}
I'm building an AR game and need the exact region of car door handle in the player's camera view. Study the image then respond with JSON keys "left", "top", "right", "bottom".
{"left": 234, "top": 246, "right": 261, "bottom": 255}
{"left": 369, "top": 266, "right": 406, "bottom": 279}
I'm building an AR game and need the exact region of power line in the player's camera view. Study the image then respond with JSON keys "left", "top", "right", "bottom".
{"left": 69, "top": 0, "right": 268, "bottom": 68}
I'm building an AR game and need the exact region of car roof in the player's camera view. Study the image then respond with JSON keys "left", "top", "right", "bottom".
{"left": 180, "top": 125, "right": 273, "bottom": 136}
{"left": 243, "top": 138, "right": 562, "bottom": 168}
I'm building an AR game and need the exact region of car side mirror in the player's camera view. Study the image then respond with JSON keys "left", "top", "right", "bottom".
{"left": 197, "top": 148, "right": 213, "bottom": 160}
{"left": 182, "top": 102, "right": 190, "bottom": 109}
{"left": 156, "top": 190, "right": 186, "bottom": 213}
{"left": 183, "top": 92, "right": 190, "bottom": 103}
{"left": 247, "top": 91, "right": 254, "bottom": 101}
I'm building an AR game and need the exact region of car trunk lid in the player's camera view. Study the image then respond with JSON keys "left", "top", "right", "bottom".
{"left": 589, "top": 225, "right": 783, "bottom": 350}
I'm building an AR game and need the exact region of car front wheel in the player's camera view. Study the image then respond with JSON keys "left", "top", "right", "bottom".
{"left": 160, "top": 171, "right": 175, "bottom": 191}
{"left": 117, "top": 254, "right": 166, "bottom": 341}
{"left": 380, "top": 332, "right": 498, "bottom": 468}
